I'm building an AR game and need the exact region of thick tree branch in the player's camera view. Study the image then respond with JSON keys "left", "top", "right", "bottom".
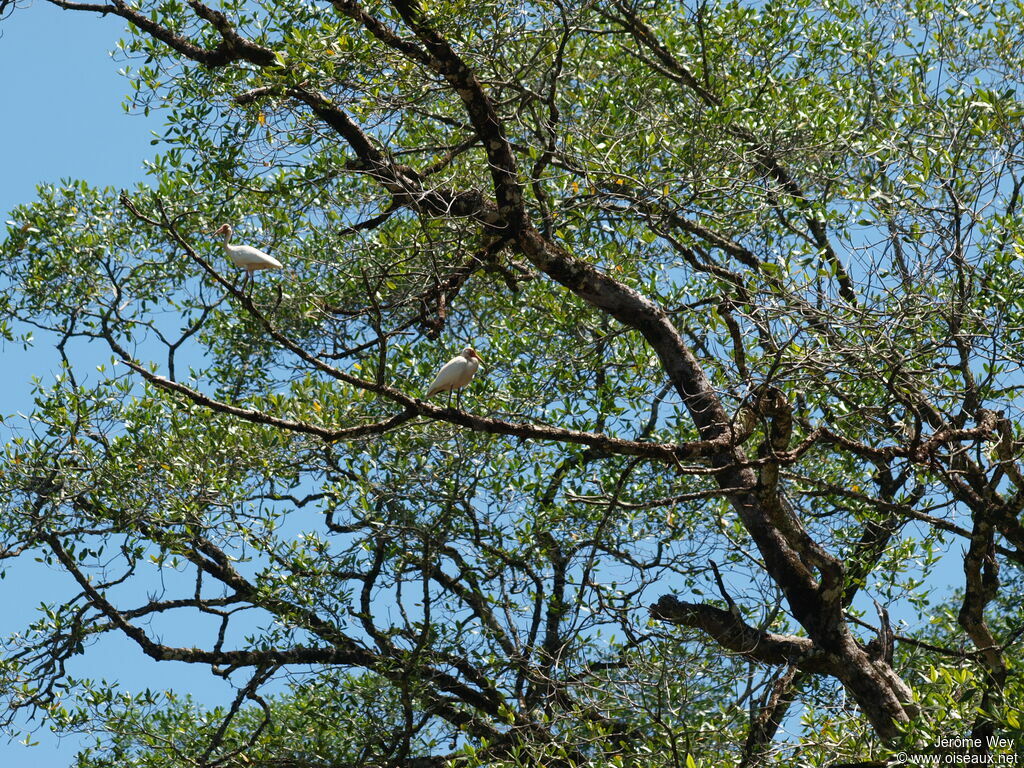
{"left": 650, "top": 596, "right": 829, "bottom": 673}
{"left": 47, "top": 0, "right": 276, "bottom": 66}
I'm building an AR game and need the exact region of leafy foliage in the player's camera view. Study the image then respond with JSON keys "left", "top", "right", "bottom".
{"left": 2, "top": 0, "right": 1024, "bottom": 765}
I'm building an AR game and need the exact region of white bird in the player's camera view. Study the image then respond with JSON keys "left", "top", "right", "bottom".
{"left": 212, "top": 223, "right": 282, "bottom": 286}
{"left": 426, "top": 347, "right": 483, "bottom": 408}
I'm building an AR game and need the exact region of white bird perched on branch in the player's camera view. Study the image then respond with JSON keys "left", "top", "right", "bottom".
{"left": 212, "top": 223, "right": 282, "bottom": 286}
{"left": 426, "top": 347, "right": 483, "bottom": 408}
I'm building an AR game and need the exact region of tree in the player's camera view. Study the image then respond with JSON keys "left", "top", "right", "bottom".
{"left": 1, "top": 0, "right": 1023, "bottom": 764}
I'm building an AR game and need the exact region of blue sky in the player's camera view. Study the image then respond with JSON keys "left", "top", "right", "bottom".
{"left": 0, "top": 4, "right": 155, "bottom": 220}
{"left": 0, "top": 6, "right": 240, "bottom": 765}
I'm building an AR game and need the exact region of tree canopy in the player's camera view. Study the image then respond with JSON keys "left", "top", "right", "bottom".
{"left": 1, "top": 0, "right": 1024, "bottom": 764}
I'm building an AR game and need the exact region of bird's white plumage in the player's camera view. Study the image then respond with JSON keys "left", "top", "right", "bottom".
{"left": 426, "top": 347, "right": 482, "bottom": 398}
{"left": 214, "top": 223, "right": 283, "bottom": 272}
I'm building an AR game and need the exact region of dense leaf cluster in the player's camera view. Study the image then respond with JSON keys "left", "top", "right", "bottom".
{"left": 2, "top": 0, "right": 1024, "bottom": 765}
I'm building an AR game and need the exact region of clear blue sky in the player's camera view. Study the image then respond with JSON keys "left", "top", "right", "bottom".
{"left": 0, "top": 6, "right": 236, "bottom": 766}
{"left": 0, "top": 4, "right": 156, "bottom": 220}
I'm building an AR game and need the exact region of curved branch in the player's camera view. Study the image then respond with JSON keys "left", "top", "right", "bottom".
{"left": 47, "top": 0, "right": 276, "bottom": 66}
{"left": 650, "top": 595, "right": 828, "bottom": 673}
{"left": 115, "top": 195, "right": 729, "bottom": 465}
